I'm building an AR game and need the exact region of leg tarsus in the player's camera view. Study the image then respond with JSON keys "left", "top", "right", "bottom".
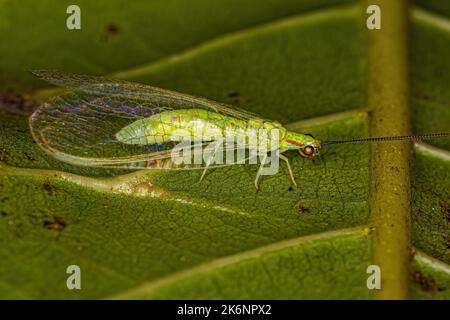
{"left": 198, "top": 166, "right": 209, "bottom": 183}
{"left": 254, "top": 176, "right": 260, "bottom": 192}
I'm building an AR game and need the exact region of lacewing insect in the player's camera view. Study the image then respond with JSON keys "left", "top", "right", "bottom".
{"left": 29, "top": 70, "right": 450, "bottom": 190}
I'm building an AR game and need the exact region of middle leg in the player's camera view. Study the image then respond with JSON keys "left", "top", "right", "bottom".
{"left": 198, "top": 141, "right": 221, "bottom": 183}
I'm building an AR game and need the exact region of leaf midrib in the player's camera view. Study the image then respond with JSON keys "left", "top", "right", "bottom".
{"left": 365, "top": 0, "right": 411, "bottom": 299}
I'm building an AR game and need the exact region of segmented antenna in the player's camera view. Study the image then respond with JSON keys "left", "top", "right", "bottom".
{"left": 322, "top": 132, "right": 450, "bottom": 146}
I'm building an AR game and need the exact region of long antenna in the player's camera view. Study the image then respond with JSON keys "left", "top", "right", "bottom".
{"left": 322, "top": 132, "right": 450, "bottom": 147}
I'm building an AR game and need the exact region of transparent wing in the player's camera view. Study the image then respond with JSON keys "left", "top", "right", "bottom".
{"left": 30, "top": 70, "right": 267, "bottom": 168}
{"left": 32, "top": 70, "right": 265, "bottom": 121}
{"left": 30, "top": 91, "right": 257, "bottom": 169}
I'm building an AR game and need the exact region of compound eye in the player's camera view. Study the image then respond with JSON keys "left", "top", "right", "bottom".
{"left": 303, "top": 146, "right": 314, "bottom": 156}
{"left": 305, "top": 133, "right": 314, "bottom": 138}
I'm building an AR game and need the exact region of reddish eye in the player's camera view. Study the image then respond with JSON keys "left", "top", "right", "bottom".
{"left": 303, "top": 146, "right": 314, "bottom": 156}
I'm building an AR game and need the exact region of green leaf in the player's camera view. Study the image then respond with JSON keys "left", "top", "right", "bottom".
{"left": 410, "top": 3, "right": 450, "bottom": 299}
{"left": 0, "top": 0, "right": 449, "bottom": 299}
{"left": 0, "top": 0, "right": 353, "bottom": 90}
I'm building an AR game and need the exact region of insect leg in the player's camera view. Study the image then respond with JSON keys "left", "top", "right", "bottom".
{"left": 198, "top": 164, "right": 210, "bottom": 183}
{"left": 279, "top": 153, "right": 298, "bottom": 187}
{"left": 254, "top": 153, "right": 268, "bottom": 191}
{"left": 198, "top": 141, "right": 221, "bottom": 183}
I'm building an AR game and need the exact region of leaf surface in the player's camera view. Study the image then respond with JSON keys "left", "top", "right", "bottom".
{"left": 0, "top": 0, "right": 449, "bottom": 299}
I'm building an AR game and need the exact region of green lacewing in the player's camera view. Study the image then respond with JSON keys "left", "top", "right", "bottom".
{"left": 29, "top": 70, "right": 449, "bottom": 190}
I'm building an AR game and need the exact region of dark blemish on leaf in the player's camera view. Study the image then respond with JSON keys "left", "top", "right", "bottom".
{"left": 43, "top": 216, "right": 66, "bottom": 231}
{"left": 226, "top": 92, "right": 250, "bottom": 106}
{"left": 106, "top": 24, "right": 120, "bottom": 35}
{"left": 101, "top": 23, "right": 121, "bottom": 42}
{"left": 389, "top": 166, "right": 400, "bottom": 173}
{"left": 42, "top": 181, "right": 60, "bottom": 196}
{"left": 0, "top": 92, "right": 36, "bottom": 115}
{"left": 0, "top": 211, "right": 8, "bottom": 217}
{"left": 23, "top": 153, "right": 36, "bottom": 161}
{"left": 412, "top": 271, "right": 442, "bottom": 292}
{"left": 227, "top": 92, "right": 240, "bottom": 98}
{"left": 298, "top": 205, "right": 310, "bottom": 214}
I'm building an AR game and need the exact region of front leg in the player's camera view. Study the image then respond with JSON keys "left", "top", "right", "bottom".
{"left": 254, "top": 151, "right": 298, "bottom": 191}
{"left": 279, "top": 152, "right": 298, "bottom": 188}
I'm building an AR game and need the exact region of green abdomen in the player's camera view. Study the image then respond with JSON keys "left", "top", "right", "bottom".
{"left": 115, "top": 109, "right": 249, "bottom": 145}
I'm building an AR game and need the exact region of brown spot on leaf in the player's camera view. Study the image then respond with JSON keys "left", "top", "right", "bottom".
{"left": 298, "top": 205, "right": 310, "bottom": 214}
{"left": 22, "top": 152, "right": 36, "bottom": 161}
{"left": 43, "top": 216, "right": 66, "bottom": 231}
{"left": 0, "top": 93, "right": 36, "bottom": 115}
{"left": 412, "top": 271, "right": 442, "bottom": 292}
{"left": 42, "top": 181, "right": 60, "bottom": 196}
{"left": 226, "top": 91, "right": 251, "bottom": 106}
{"left": 227, "top": 92, "right": 240, "bottom": 98}
{"left": 106, "top": 24, "right": 120, "bottom": 35}
{"left": 101, "top": 23, "right": 121, "bottom": 41}
{"left": 389, "top": 166, "right": 400, "bottom": 173}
